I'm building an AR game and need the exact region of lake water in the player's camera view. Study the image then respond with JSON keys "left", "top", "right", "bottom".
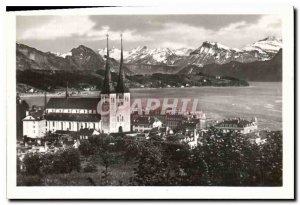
{"left": 21, "top": 82, "right": 282, "bottom": 131}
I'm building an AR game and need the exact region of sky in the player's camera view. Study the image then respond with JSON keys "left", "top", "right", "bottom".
{"left": 16, "top": 15, "right": 282, "bottom": 54}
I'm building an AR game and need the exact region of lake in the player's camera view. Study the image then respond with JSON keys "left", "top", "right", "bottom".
{"left": 21, "top": 82, "right": 282, "bottom": 131}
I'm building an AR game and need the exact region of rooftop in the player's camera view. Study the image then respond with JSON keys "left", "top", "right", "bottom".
{"left": 215, "top": 118, "right": 255, "bottom": 128}
{"left": 46, "top": 97, "right": 100, "bottom": 110}
{"left": 45, "top": 113, "right": 101, "bottom": 122}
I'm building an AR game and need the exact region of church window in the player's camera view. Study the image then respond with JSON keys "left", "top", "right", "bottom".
{"left": 53, "top": 121, "right": 54, "bottom": 126}
{"left": 122, "top": 116, "right": 124, "bottom": 122}
{"left": 69, "top": 122, "right": 71, "bottom": 129}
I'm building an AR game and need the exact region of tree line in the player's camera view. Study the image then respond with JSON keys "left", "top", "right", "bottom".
{"left": 18, "top": 129, "right": 282, "bottom": 186}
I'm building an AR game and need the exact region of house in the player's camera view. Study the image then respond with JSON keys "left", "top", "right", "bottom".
{"left": 78, "top": 128, "right": 100, "bottom": 140}
{"left": 155, "top": 114, "right": 186, "bottom": 129}
{"left": 22, "top": 110, "right": 46, "bottom": 138}
{"left": 175, "top": 122, "right": 200, "bottom": 148}
{"left": 132, "top": 116, "right": 163, "bottom": 132}
{"left": 214, "top": 117, "right": 258, "bottom": 134}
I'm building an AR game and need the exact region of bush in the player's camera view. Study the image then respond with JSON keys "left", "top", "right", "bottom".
{"left": 79, "top": 141, "right": 96, "bottom": 157}
{"left": 55, "top": 148, "right": 81, "bottom": 173}
{"left": 83, "top": 163, "right": 97, "bottom": 173}
{"left": 17, "top": 175, "right": 43, "bottom": 186}
{"left": 23, "top": 153, "right": 42, "bottom": 176}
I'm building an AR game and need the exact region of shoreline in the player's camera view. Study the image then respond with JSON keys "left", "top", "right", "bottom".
{"left": 19, "top": 82, "right": 282, "bottom": 97}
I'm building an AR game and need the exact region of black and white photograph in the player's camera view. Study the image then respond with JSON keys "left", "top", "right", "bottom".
{"left": 5, "top": 6, "right": 294, "bottom": 199}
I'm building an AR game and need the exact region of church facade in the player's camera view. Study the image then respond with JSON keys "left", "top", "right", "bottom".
{"left": 38, "top": 35, "right": 131, "bottom": 135}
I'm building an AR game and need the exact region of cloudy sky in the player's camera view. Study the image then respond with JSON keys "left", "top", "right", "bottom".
{"left": 16, "top": 15, "right": 281, "bottom": 53}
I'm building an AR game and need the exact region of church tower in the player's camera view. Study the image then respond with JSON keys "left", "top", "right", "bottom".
{"left": 115, "top": 34, "right": 131, "bottom": 133}
{"left": 100, "top": 34, "right": 117, "bottom": 133}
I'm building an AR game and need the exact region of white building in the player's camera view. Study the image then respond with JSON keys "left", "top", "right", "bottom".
{"left": 214, "top": 117, "right": 258, "bottom": 134}
{"left": 99, "top": 34, "right": 131, "bottom": 133}
{"left": 22, "top": 110, "right": 46, "bottom": 138}
{"left": 132, "top": 116, "right": 163, "bottom": 132}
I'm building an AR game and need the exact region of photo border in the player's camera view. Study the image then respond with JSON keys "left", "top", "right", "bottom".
{"left": 6, "top": 6, "right": 295, "bottom": 199}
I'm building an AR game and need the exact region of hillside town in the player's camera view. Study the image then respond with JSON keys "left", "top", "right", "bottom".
{"left": 16, "top": 36, "right": 261, "bottom": 169}
{"left": 16, "top": 35, "right": 276, "bottom": 187}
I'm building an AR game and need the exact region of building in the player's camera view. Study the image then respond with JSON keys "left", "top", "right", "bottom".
{"left": 214, "top": 117, "right": 258, "bottom": 134}
{"left": 22, "top": 110, "right": 46, "bottom": 138}
{"left": 174, "top": 122, "right": 200, "bottom": 148}
{"left": 100, "top": 34, "right": 131, "bottom": 133}
{"left": 132, "top": 116, "right": 163, "bottom": 132}
{"left": 24, "top": 35, "right": 130, "bottom": 136}
{"left": 78, "top": 128, "right": 100, "bottom": 140}
{"left": 153, "top": 114, "right": 186, "bottom": 129}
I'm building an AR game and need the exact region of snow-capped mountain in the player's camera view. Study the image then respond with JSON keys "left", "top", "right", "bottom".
{"left": 95, "top": 36, "right": 282, "bottom": 68}
{"left": 97, "top": 46, "right": 193, "bottom": 65}
{"left": 183, "top": 36, "right": 282, "bottom": 67}
{"left": 60, "top": 52, "right": 72, "bottom": 58}
{"left": 125, "top": 46, "right": 182, "bottom": 65}
{"left": 97, "top": 47, "right": 129, "bottom": 61}
{"left": 242, "top": 36, "right": 282, "bottom": 55}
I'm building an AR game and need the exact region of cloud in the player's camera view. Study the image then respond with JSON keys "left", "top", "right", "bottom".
{"left": 146, "top": 15, "right": 282, "bottom": 49}
{"left": 86, "top": 26, "right": 152, "bottom": 42}
{"left": 17, "top": 15, "right": 281, "bottom": 51}
{"left": 20, "top": 16, "right": 95, "bottom": 40}
{"left": 19, "top": 16, "right": 152, "bottom": 42}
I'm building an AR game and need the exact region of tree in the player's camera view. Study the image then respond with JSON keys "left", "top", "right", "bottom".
{"left": 133, "top": 141, "right": 168, "bottom": 185}
{"left": 58, "top": 148, "right": 81, "bottom": 173}
{"left": 23, "top": 153, "right": 42, "bottom": 176}
{"left": 98, "top": 152, "right": 118, "bottom": 185}
{"left": 79, "top": 140, "right": 96, "bottom": 157}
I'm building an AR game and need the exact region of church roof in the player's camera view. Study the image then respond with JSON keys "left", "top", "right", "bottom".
{"left": 46, "top": 97, "right": 100, "bottom": 110}
{"left": 45, "top": 113, "right": 101, "bottom": 122}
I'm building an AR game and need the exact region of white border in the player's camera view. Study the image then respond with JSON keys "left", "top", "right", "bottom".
{"left": 6, "top": 6, "right": 294, "bottom": 199}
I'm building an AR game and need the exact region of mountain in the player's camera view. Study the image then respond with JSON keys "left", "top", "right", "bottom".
{"left": 17, "top": 43, "right": 133, "bottom": 74}
{"left": 180, "top": 37, "right": 282, "bottom": 67}
{"left": 178, "top": 49, "right": 282, "bottom": 82}
{"left": 97, "top": 47, "right": 130, "bottom": 61}
{"left": 67, "top": 45, "right": 105, "bottom": 71}
{"left": 242, "top": 36, "right": 282, "bottom": 56}
{"left": 103, "top": 46, "right": 192, "bottom": 65}
{"left": 95, "top": 36, "right": 281, "bottom": 74}
{"left": 17, "top": 43, "right": 72, "bottom": 71}
{"left": 16, "top": 43, "right": 249, "bottom": 92}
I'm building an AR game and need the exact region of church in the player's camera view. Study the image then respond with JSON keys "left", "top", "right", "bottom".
{"left": 43, "top": 35, "right": 131, "bottom": 135}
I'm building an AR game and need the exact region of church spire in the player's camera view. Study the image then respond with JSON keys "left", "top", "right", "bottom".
{"left": 116, "top": 34, "right": 129, "bottom": 93}
{"left": 101, "top": 34, "right": 114, "bottom": 94}
{"left": 66, "top": 81, "right": 69, "bottom": 98}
